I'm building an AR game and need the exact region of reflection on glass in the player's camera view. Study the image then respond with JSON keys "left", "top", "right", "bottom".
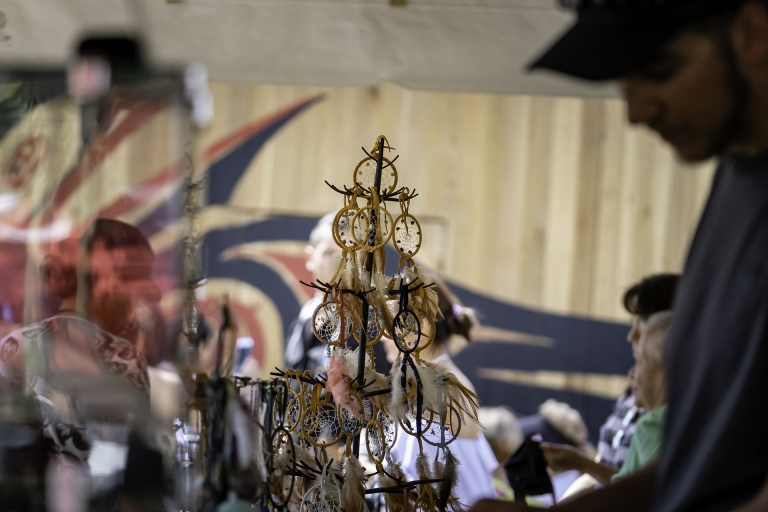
{"left": 0, "top": 39, "right": 188, "bottom": 511}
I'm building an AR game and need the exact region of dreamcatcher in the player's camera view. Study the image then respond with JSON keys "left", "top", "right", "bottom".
{"left": 184, "top": 136, "right": 479, "bottom": 512}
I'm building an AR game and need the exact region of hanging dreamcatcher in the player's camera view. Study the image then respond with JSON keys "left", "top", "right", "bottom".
{"left": 187, "top": 136, "right": 480, "bottom": 512}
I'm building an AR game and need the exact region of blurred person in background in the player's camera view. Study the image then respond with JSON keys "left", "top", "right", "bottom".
{"left": 611, "top": 311, "right": 671, "bottom": 483}
{"left": 285, "top": 213, "right": 390, "bottom": 375}
{"left": 1, "top": 218, "right": 153, "bottom": 397}
{"left": 284, "top": 213, "right": 340, "bottom": 373}
{"left": 518, "top": 399, "right": 595, "bottom": 505}
{"left": 542, "top": 274, "right": 679, "bottom": 494}
{"left": 82, "top": 218, "right": 164, "bottom": 355}
{"left": 479, "top": 406, "right": 525, "bottom": 501}
{"left": 0, "top": 218, "right": 165, "bottom": 511}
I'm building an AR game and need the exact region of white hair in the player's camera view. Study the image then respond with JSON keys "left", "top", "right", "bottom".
{"left": 640, "top": 310, "right": 672, "bottom": 365}
{"left": 478, "top": 407, "right": 523, "bottom": 461}
{"left": 308, "top": 212, "right": 337, "bottom": 248}
{"left": 539, "top": 399, "right": 588, "bottom": 446}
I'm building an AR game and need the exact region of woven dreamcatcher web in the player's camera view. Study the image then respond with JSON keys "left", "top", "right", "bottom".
{"left": 354, "top": 147, "right": 398, "bottom": 196}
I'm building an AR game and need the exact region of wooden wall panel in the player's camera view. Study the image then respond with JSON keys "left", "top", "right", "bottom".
{"left": 201, "top": 82, "right": 715, "bottom": 322}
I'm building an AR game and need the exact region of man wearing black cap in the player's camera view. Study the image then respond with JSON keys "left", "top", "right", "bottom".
{"left": 471, "top": 1, "right": 768, "bottom": 512}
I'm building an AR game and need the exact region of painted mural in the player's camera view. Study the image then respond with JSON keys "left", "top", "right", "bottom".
{"left": 0, "top": 81, "right": 635, "bottom": 442}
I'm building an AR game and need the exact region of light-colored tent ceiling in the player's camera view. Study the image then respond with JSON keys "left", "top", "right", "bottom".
{"left": 0, "top": 0, "right": 617, "bottom": 97}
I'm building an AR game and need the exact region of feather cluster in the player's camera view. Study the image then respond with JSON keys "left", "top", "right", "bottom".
{"left": 342, "top": 455, "right": 369, "bottom": 512}
{"left": 415, "top": 454, "right": 439, "bottom": 507}
{"left": 341, "top": 254, "right": 361, "bottom": 291}
{"left": 327, "top": 351, "right": 363, "bottom": 419}
{"left": 343, "top": 348, "right": 391, "bottom": 419}
{"left": 288, "top": 443, "right": 318, "bottom": 505}
{"left": 380, "top": 453, "right": 406, "bottom": 512}
{"left": 389, "top": 356, "right": 443, "bottom": 423}
{"left": 413, "top": 266, "right": 440, "bottom": 319}
{"left": 415, "top": 453, "right": 433, "bottom": 481}
{"left": 371, "top": 271, "right": 396, "bottom": 337}
{"left": 418, "top": 360, "right": 480, "bottom": 424}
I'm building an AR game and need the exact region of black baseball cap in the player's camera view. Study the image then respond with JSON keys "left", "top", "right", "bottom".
{"left": 528, "top": 0, "right": 747, "bottom": 80}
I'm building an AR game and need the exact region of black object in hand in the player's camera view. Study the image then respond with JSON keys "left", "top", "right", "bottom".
{"left": 504, "top": 434, "right": 554, "bottom": 503}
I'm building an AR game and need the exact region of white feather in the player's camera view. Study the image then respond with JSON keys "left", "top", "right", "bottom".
{"left": 403, "top": 267, "right": 418, "bottom": 285}
{"left": 345, "top": 347, "right": 391, "bottom": 390}
{"left": 342, "top": 456, "right": 369, "bottom": 512}
{"left": 415, "top": 453, "right": 433, "bottom": 480}
{"left": 372, "top": 272, "right": 395, "bottom": 336}
{"left": 415, "top": 360, "right": 444, "bottom": 415}
{"left": 389, "top": 355, "right": 407, "bottom": 423}
{"left": 389, "top": 356, "right": 445, "bottom": 421}
{"left": 342, "top": 254, "right": 360, "bottom": 290}
{"left": 343, "top": 348, "right": 361, "bottom": 380}
{"left": 361, "top": 268, "right": 372, "bottom": 290}
{"left": 420, "top": 360, "right": 480, "bottom": 423}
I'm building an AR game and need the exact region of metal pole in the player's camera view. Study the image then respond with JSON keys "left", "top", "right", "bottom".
{"left": 353, "top": 136, "right": 385, "bottom": 456}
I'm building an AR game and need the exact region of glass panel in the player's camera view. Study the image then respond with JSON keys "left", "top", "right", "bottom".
{"left": 0, "top": 42, "right": 188, "bottom": 511}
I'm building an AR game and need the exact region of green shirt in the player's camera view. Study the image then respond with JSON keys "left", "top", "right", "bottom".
{"left": 612, "top": 404, "right": 667, "bottom": 483}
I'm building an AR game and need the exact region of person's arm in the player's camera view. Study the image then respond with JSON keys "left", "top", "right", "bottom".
{"left": 732, "top": 474, "right": 768, "bottom": 512}
{"left": 468, "top": 461, "right": 658, "bottom": 512}
{"left": 540, "top": 443, "right": 618, "bottom": 486}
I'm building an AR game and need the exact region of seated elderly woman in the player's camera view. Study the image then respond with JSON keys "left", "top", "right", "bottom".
{"left": 611, "top": 311, "right": 671, "bottom": 482}
{"left": 541, "top": 276, "right": 677, "bottom": 494}
{"left": 542, "top": 310, "right": 671, "bottom": 502}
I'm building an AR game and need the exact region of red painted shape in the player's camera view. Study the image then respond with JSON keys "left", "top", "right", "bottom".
{"left": 90, "top": 160, "right": 184, "bottom": 224}
{"left": 27, "top": 101, "right": 167, "bottom": 229}
{"left": 262, "top": 251, "right": 314, "bottom": 287}
{"left": 228, "top": 301, "right": 266, "bottom": 366}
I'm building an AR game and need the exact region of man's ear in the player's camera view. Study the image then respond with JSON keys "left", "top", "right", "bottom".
{"left": 731, "top": 2, "right": 768, "bottom": 68}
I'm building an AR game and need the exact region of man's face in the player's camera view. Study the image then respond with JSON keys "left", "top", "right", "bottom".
{"left": 88, "top": 240, "right": 159, "bottom": 334}
{"left": 619, "top": 30, "right": 747, "bottom": 162}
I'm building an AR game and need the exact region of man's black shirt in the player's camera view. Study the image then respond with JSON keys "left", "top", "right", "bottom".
{"left": 654, "top": 152, "right": 768, "bottom": 512}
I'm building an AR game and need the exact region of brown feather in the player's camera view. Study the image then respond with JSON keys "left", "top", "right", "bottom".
{"left": 437, "top": 451, "right": 461, "bottom": 512}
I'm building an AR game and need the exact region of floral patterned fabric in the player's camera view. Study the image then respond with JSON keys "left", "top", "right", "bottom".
{"left": 0, "top": 312, "right": 150, "bottom": 462}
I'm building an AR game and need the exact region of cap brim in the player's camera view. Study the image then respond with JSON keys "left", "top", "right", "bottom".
{"left": 528, "top": 14, "right": 679, "bottom": 81}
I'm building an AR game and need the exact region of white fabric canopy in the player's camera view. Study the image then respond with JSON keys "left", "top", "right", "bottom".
{"left": 0, "top": 0, "right": 617, "bottom": 97}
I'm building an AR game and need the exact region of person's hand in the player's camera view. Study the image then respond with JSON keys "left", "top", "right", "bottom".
{"left": 540, "top": 442, "right": 587, "bottom": 473}
{"left": 468, "top": 498, "right": 533, "bottom": 512}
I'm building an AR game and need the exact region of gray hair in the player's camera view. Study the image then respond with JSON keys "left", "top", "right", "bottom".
{"left": 539, "top": 399, "right": 589, "bottom": 447}
{"left": 640, "top": 310, "right": 672, "bottom": 365}
{"left": 479, "top": 407, "right": 523, "bottom": 461}
{"left": 308, "top": 212, "right": 337, "bottom": 248}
